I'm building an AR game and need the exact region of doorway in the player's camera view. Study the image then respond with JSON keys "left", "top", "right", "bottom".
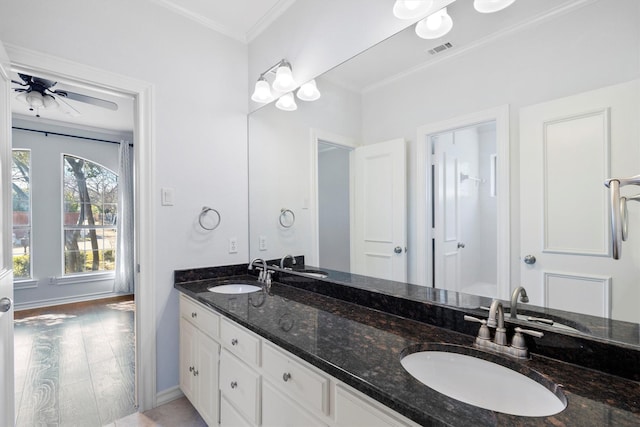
{"left": 415, "top": 106, "right": 510, "bottom": 299}
{"left": 10, "top": 69, "right": 137, "bottom": 425}
{"left": 430, "top": 122, "right": 497, "bottom": 297}
{"left": 0, "top": 43, "right": 157, "bottom": 425}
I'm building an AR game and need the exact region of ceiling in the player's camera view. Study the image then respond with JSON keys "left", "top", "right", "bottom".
{"left": 150, "top": 0, "right": 297, "bottom": 43}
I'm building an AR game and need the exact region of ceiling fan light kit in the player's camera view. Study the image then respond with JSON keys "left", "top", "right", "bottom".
{"left": 395, "top": 0, "right": 517, "bottom": 41}
{"left": 11, "top": 73, "right": 119, "bottom": 119}
{"left": 251, "top": 59, "right": 321, "bottom": 111}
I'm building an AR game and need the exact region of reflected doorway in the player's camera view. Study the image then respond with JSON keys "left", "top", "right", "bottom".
{"left": 431, "top": 122, "right": 497, "bottom": 297}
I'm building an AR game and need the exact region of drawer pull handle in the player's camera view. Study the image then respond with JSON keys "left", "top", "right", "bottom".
{"left": 231, "top": 338, "right": 238, "bottom": 346}
{"left": 191, "top": 312, "right": 197, "bottom": 318}
{"left": 282, "top": 372, "right": 292, "bottom": 382}
{"left": 230, "top": 381, "right": 238, "bottom": 389}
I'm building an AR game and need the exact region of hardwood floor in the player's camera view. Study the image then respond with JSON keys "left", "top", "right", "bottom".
{"left": 14, "top": 295, "right": 136, "bottom": 426}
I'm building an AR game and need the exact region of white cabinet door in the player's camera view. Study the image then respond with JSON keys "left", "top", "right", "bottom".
{"left": 179, "top": 317, "right": 198, "bottom": 403}
{"left": 196, "top": 333, "right": 220, "bottom": 426}
{"left": 353, "top": 138, "right": 407, "bottom": 281}
{"left": 219, "top": 349, "right": 260, "bottom": 425}
{"left": 519, "top": 80, "right": 640, "bottom": 322}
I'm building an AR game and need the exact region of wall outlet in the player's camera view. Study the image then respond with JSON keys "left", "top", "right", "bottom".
{"left": 259, "top": 235, "right": 267, "bottom": 251}
{"left": 229, "top": 237, "right": 238, "bottom": 254}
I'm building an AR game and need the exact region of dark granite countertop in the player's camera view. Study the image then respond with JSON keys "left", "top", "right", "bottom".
{"left": 174, "top": 272, "right": 640, "bottom": 427}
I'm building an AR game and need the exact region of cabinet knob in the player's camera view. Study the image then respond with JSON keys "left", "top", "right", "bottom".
{"left": 230, "top": 381, "right": 238, "bottom": 389}
{"left": 193, "top": 369, "right": 199, "bottom": 376}
{"left": 231, "top": 338, "right": 238, "bottom": 346}
{"left": 191, "top": 312, "right": 197, "bottom": 318}
{"left": 282, "top": 372, "right": 292, "bottom": 382}
{"left": 188, "top": 366, "right": 194, "bottom": 372}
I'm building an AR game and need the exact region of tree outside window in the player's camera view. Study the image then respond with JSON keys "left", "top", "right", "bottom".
{"left": 63, "top": 155, "right": 118, "bottom": 274}
{"left": 12, "top": 150, "right": 31, "bottom": 279}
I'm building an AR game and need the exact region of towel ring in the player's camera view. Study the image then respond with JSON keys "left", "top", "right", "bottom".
{"left": 279, "top": 208, "right": 295, "bottom": 228}
{"left": 199, "top": 206, "right": 221, "bottom": 231}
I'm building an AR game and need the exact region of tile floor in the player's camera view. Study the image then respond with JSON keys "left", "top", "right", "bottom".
{"left": 107, "top": 397, "right": 206, "bottom": 427}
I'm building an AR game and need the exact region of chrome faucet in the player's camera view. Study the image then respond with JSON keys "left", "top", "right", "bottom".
{"left": 249, "top": 257, "right": 268, "bottom": 282}
{"left": 487, "top": 300, "right": 507, "bottom": 346}
{"left": 465, "top": 299, "right": 544, "bottom": 359}
{"left": 510, "top": 286, "right": 529, "bottom": 319}
{"left": 280, "top": 254, "right": 297, "bottom": 269}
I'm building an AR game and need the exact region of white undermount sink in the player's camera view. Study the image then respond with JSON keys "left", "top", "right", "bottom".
{"left": 401, "top": 349, "right": 566, "bottom": 417}
{"left": 207, "top": 284, "right": 262, "bottom": 294}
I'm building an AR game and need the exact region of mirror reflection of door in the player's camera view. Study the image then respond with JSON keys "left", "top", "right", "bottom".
{"left": 432, "top": 122, "right": 497, "bottom": 297}
{"left": 318, "top": 141, "right": 352, "bottom": 272}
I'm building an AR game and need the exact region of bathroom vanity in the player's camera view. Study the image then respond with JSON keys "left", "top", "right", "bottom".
{"left": 175, "top": 264, "right": 640, "bottom": 426}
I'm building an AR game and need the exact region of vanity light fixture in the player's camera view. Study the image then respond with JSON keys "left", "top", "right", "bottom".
{"left": 393, "top": 0, "right": 434, "bottom": 19}
{"left": 250, "top": 76, "right": 274, "bottom": 103}
{"left": 415, "top": 7, "right": 453, "bottom": 39}
{"left": 272, "top": 60, "right": 296, "bottom": 92}
{"left": 275, "top": 92, "right": 297, "bottom": 111}
{"left": 474, "top": 0, "right": 516, "bottom": 13}
{"left": 296, "top": 79, "right": 321, "bottom": 101}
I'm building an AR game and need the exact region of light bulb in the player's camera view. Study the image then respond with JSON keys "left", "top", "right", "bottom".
{"left": 272, "top": 62, "right": 296, "bottom": 92}
{"left": 474, "top": 0, "right": 516, "bottom": 13}
{"left": 415, "top": 8, "right": 453, "bottom": 39}
{"left": 251, "top": 77, "right": 274, "bottom": 103}
{"left": 275, "top": 93, "right": 297, "bottom": 111}
{"left": 26, "top": 91, "right": 44, "bottom": 108}
{"left": 393, "top": 0, "right": 434, "bottom": 19}
{"left": 42, "top": 94, "right": 58, "bottom": 109}
{"left": 296, "top": 79, "right": 321, "bottom": 101}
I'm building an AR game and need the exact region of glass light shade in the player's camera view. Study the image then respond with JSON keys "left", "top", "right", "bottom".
{"left": 296, "top": 79, "right": 321, "bottom": 101}
{"left": 415, "top": 8, "right": 453, "bottom": 40}
{"left": 251, "top": 78, "right": 274, "bottom": 103}
{"left": 15, "top": 92, "right": 28, "bottom": 105}
{"left": 272, "top": 63, "right": 296, "bottom": 92}
{"left": 474, "top": 0, "right": 516, "bottom": 13}
{"left": 392, "top": 0, "right": 434, "bottom": 19}
{"left": 25, "top": 91, "right": 44, "bottom": 108}
{"left": 42, "top": 94, "right": 58, "bottom": 109}
{"left": 275, "top": 92, "right": 297, "bottom": 111}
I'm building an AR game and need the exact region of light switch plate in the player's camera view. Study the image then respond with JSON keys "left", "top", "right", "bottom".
{"left": 161, "top": 187, "right": 174, "bottom": 206}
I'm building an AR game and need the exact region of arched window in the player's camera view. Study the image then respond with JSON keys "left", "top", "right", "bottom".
{"left": 63, "top": 155, "right": 118, "bottom": 275}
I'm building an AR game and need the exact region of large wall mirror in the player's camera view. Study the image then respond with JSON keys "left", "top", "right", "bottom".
{"left": 248, "top": 0, "right": 640, "bottom": 328}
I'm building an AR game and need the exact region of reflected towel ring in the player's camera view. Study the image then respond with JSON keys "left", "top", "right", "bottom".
{"left": 199, "top": 206, "right": 221, "bottom": 231}
{"left": 279, "top": 208, "right": 295, "bottom": 228}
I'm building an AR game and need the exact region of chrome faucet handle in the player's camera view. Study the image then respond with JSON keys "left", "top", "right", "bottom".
{"left": 464, "top": 315, "right": 491, "bottom": 341}
{"left": 512, "top": 327, "right": 544, "bottom": 350}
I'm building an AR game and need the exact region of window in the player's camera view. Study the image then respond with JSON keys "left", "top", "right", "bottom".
{"left": 12, "top": 150, "right": 32, "bottom": 279}
{"left": 63, "top": 155, "right": 118, "bottom": 275}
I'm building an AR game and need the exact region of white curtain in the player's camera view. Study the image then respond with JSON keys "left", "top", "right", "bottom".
{"left": 114, "top": 141, "right": 135, "bottom": 293}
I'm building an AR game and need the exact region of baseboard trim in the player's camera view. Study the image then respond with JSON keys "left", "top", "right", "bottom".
{"left": 156, "top": 386, "right": 184, "bottom": 406}
{"left": 13, "top": 291, "right": 131, "bottom": 311}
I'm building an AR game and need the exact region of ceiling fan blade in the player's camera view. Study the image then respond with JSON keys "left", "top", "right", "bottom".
{"left": 55, "top": 90, "right": 118, "bottom": 111}
{"left": 11, "top": 80, "right": 28, "bottom": 86}
{"left": 54, "top": 94, "right": 81, "bottom": 117}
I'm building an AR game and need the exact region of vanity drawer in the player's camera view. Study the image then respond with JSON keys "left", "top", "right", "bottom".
{"left": 221, "top": 395, "right": 253, "bottom": 427}
{"left": 335, "top": 384, "right": 415, "bottom": 427}
{"left": 262, "top": 341, "right": 329, "bottom": 416}
{"left": 262, "top": 380, "right": 327, "bottom": 427}
{"left": 179, "top": 295, "right": 220, "bottom": 339}
{"left": 221, "top": 317, "right": 261, "bottom": 365}
{"left": 219, "top": 349, "right": 261, "bottom": 424}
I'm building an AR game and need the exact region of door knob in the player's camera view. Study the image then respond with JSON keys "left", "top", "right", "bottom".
{"left": 0, "top": 297, "right": 12, "bottom": 313}
{"left": 457, "top": 242, "right": 466, "bottom": 249}
{"left": 394, "top": 246, "right": 402, "bottom": 254}
{"left": 523, "top": 255, "right": 536, "bottom": 265}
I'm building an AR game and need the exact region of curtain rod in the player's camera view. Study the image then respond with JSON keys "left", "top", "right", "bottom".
{"left": 12, "top": 126, "right": 133, "bottom": 146}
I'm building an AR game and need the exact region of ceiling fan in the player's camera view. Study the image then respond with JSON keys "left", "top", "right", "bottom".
{"left": 11, "top": 73, "right": 118, "bottom": 118}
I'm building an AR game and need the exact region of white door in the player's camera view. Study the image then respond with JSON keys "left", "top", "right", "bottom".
{"left": 0, "top": 38, "right": 15, "bottom": 427}
{"left": 520, "top": 79, "right": 640, "bottom": 322}
{"left": 352, "top": 139, "right": 407, "bottom": 281}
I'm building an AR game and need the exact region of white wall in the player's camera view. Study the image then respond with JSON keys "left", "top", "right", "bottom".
{"left": 361, "top": 0, "right": 640, "bottom": 285}
{"left": 0, "top": 0, "right": 248, "bottom": 394}
{"left": 12, "top": 118, "right": 128, "bottom": 308}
